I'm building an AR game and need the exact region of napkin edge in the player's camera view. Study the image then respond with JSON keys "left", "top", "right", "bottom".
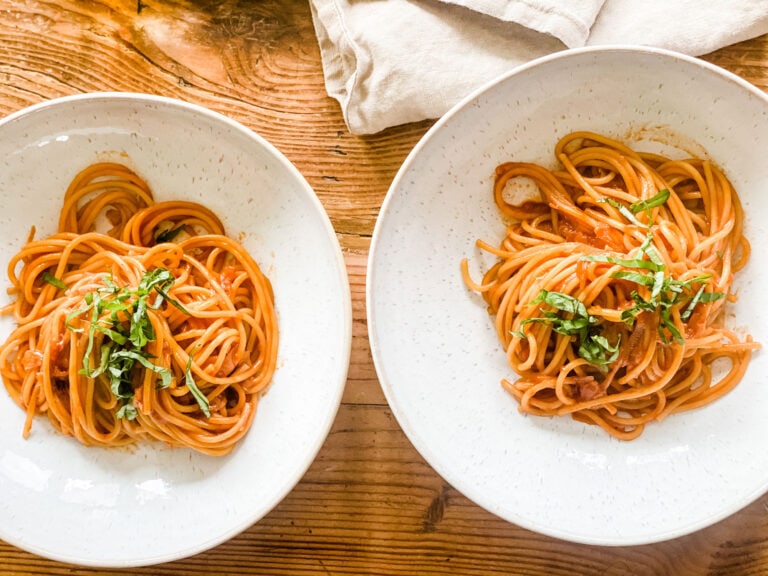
{"left": 309, "top": 0, "right": 370, "bottom": 131}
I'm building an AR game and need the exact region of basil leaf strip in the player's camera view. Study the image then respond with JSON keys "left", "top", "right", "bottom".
{"left": 630, "top": 188, "right": 670, "bottom": 213}
{"left": 155, "top": 224, "right": 185, "bottom": 243}
{"left": 184, "top": 355, "right": 210, "bottom": 417}
{"left": 598, "top": 197, "right": 647, "bottom": 228}
{"left": 517, "top": 290, "right": 619, "bottom": 369}
{"left": 42, "top": 271, "right": 68, "bottom": 291}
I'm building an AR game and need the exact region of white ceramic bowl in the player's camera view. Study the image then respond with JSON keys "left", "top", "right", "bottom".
{"left": 368, "top": 46, "right": 768, "bottom": 545}
{"left": 0, "top": 93, "right": 351, "bottom": 566}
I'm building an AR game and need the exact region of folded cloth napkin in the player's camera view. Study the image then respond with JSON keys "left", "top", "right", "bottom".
{"left": 309, "top": 0, "right": 768, "bottom": 134}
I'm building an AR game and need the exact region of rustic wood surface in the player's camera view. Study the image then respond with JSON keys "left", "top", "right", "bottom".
{"left": 0, "top": 1, "right": 767, "bottom": 574}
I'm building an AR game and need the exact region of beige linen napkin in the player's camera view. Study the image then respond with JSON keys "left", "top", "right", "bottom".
{"left": 309, "top": 0, "right": 768, "bottom": 134}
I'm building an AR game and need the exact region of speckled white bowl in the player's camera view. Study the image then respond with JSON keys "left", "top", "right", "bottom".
{"left": 0, "top": 93, "right": 351, "bottom": 566}
{"left": 368, "top": 46, "right": 768, "bottom": 545}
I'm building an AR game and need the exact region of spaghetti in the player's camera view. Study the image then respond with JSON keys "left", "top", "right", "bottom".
{"left": 0, "top": 162, "right": 278, "bottom": 456}
{"left": 462, "top": 131, "right": 759, "bottom": 440}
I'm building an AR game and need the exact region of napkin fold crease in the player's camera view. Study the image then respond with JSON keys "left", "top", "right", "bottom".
{"left": 309, "top": 0, "right": 768, "bottom": 134}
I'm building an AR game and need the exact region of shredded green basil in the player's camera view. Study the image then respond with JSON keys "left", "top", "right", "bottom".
{"left": 598, "top": 188, "right": 671, "bottom": 229}
{"left": 583, "top": 232, "right": 724, "bottom": 344}
{"left": 184, "top": 354, "right": 210, "bottom": 417}
{"left": 66, "top": 268, "right": 208, "bottom": 419}
{"left": 155, "top": 224, "right": 186, "bottom": 243}
{"left": 42, "top": 271, "right": 68, "bottom": 291}
{"left": 513, "top": 289, "right": 620, "bottom": 368}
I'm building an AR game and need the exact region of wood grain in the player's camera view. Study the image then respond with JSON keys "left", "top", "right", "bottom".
{"left": 0, "top": 1, "right": 767, "bottom": 574}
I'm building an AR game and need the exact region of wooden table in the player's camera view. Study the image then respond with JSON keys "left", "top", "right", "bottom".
{"left": 1, "top": 2, "right": 767, "bottom": 574}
